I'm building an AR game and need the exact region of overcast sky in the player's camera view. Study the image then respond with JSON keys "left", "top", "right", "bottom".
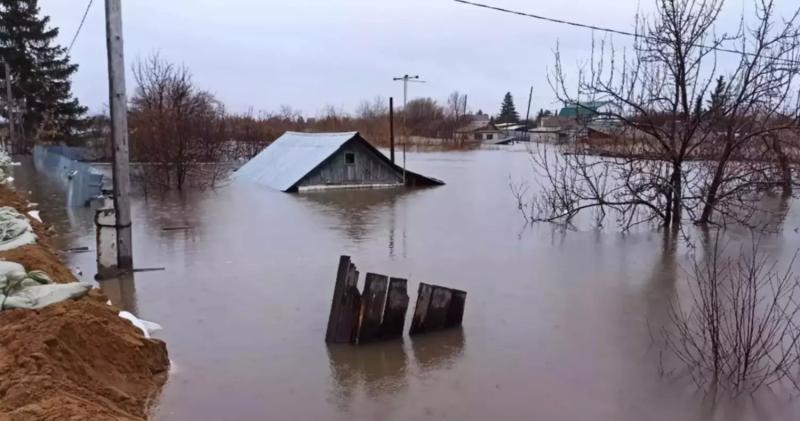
{"left": 39, "top": 0, "right": 790, "bottom": 118}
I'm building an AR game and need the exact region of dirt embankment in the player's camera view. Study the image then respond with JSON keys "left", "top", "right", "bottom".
{"left": 0, "top": 185, "right": 169, "bottom": 421}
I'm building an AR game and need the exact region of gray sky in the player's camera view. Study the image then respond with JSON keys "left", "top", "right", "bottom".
{"left": 39, "top": 0, "right": 785, "bottom": 118}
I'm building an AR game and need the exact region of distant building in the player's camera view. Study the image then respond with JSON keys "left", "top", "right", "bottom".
{"left": 539, "top": 115, "right": 578, "bottom": 129}
{"left": 234, "top": 131, "right": 444, "bottom": 192}
{"left": 526, "top": 127, "right": 561, "bottom": 143}
{"left": 494, "top": 122, "right": 528, "bottom": 132}
{"left": 558, "top": 101, "right": 619, "bottom": 125}
{"left": 455, "top": 115, "right": 533, "bottom": 144}
{"left": 472, "top": 126, "right": 507, "bottom": 142}
{"left": 528, "top": 101, "right": 621, "bottom": 144}
{"left": 455, "top": 114, "right": 497, "bottom": 142}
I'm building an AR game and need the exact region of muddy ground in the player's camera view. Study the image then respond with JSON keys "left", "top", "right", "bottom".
{"left": 0, "top": 185, "right": 169, "bottom": 421}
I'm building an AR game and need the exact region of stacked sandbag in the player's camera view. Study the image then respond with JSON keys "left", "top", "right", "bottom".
{"left": 0, "top": 206, "right": 37, "bottom": 251}
{"left": 0, "top": 261, "right": 90, "bottom": 310}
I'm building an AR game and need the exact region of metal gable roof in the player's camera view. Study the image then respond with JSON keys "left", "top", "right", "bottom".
{"left": 233, "top": 131, "right": 359, "bottom": 191}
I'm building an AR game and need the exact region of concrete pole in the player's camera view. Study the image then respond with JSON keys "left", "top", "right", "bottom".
{"left": 3, "top": 61, "right": 17, "bottom": 153}
{"left": 389, "top": 97, "right": 395, "bottom": 164}
{"left": 393, "top": 74, "right": 423, "bottom": 184}
{"left": 104, "top": 0, "right": 133, "bottom": 270}
{"left": 402, "top": 78, "right": 407, "bottom": 183}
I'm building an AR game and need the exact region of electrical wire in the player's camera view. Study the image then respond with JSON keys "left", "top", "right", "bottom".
{"left": 453, "top": 0, "right": 800, "bottom": 67}
{"left": 67, "top": 0, "right": 94, "bottom": 54}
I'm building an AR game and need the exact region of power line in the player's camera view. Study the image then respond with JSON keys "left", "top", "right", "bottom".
{"left": 453, "top": 0, "right": 800, "bottom": 67}
{"left": 67, "top": 0, "right": 94, "bottom": 54}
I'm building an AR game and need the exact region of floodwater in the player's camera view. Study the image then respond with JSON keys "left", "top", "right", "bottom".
{"left": 11, "top": 147, "right": 800, "bottom": 421}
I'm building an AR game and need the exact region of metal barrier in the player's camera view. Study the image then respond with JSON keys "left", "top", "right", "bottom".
{"left": 32, "top": 145, "right": 104, "bottom": 207}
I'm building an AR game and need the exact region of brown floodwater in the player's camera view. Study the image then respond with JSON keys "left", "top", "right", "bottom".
{"left": 11, "top": 147, "right": 800, "bottom": 421}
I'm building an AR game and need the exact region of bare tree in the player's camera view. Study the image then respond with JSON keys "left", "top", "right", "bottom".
{"left": 662, "top": 237, "right": 800, "bottom": 394}
{"left": 447, "top": 91, "right": 468, "bottom": 122}
{"left": 129, "top": 53, "right": 227, "bottom": 190}
{"left": 356, "top": 96, "right": 388, "bottom": 120}
{"left": 278, "top": 104, "right": 302, "bottom": 122}
{"left": 523, "top": 0, "right": 800, "bottom": 231}
{"left": 404, "top": 97, "right": 447, "bottom": 138}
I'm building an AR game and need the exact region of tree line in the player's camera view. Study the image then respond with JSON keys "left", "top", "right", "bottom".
{"left": 125, "top": 53, "right": 486, "bottom": 189}
{"left": 2, "top": 1, "right": 548, "bottom": 192}
{"left": 0, "top": 0, "right": 511, "bottom": 190}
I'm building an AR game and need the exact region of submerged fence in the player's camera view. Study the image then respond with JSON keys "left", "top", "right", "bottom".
{"left": 32, "top": 145, "right": 104, "bottom": 207}
{"left": 325, "top": 255, "right": 466, "bottom": 344}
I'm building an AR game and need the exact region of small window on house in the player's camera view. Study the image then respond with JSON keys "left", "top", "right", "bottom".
{"left": 345, "top": 152, "right": 355, "bottom": 165}
{"left": 486, "top": 134, "right": 493, "bottom": 140}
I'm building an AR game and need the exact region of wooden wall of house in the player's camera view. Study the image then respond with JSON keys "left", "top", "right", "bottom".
{"left": 298, "top": 140, "right": 403, "bottom": 188}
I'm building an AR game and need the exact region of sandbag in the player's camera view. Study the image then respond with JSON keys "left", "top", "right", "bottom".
{"left": 1, "top": 283, "right": 91, "bottom": 310}
{"left": 0, "top": 261, "right": 90, "bottom": 311}
{"left": 0, "top": 206, "right": 37, "bottom": 251}
{"left": 0, "top": 151, "right": 15, "bottom": 183}
{"left": 119, "top": 311, "right": 163, "bottom": 338}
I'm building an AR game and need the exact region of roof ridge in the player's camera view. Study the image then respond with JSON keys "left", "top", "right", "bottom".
{"left": 284, "top": 131, "right": 358, "bottom": 137}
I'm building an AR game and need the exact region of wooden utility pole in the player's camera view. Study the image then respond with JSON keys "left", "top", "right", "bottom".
{"left": 3, "top": 61, "right": 17, "bottom": 153}
{"left": 389, "top": 97, "right": 395, "bottom": 164}
{"left": 524, "top": 86, "right": 533, "bottom": 141}
{"left": 104, "top": 0, "right": 133, "bottom": 270}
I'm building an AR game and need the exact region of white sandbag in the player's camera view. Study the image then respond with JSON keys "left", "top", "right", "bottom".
{"left": 0, "top": 261, "right": 26, "bottom": 284}
{"left": 119, "top": 311, "right": 163, "bottom": 338}
{"left": 1, "top": 283, "right": 91, "bottom": 310}
{"left": 27, "top": 210, "right": 42, "bottom": 223}
{"left": 0, "top": 151, "right": 15, "bottom": 183}
{"left": 0, "top": 207, "right": 37, "bottom": 251}
{"left": 0, "top": 261, "right": 91, "bottom": 310}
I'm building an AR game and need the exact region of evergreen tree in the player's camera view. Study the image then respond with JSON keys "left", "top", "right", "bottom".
{"left": 707, "top": 76, "right": 728, "bottom": 115}
{"left": 497, "top": 92, "right": 519, "bottom": 123}
{"left": 0, "top": 0, "right": 86, "bottom": 146}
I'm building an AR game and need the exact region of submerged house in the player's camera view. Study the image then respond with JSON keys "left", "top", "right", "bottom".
{"left": 558, "top": 101, "right": 619, "bottom": 126}
{"left": 234, "top": 131, "right": 444, "bottom": 192}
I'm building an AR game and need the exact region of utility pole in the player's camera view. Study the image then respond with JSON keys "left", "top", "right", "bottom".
{"left": 104, "top": 0, "right": 133, "bottom": 271}
{"left": 392, "top": 74, "right": 425, "bottom": 183}
{"left": 389, "top": 97, "right": 395, "bottom": 164}
{"left": 524, "top": 86, "right": 533, "bottom": 141}
{"left": 3, "top": 61, "right": 17, "bottom": 153}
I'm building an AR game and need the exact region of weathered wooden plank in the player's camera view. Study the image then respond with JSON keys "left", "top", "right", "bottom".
{"left": 409, "top": 283, "right": 433, "bottom": 335}
{"left": 380, "top": 277, "right": 409, "bottom": 339}
{"left": 410, "top": 283, "right": 466, "bottom": 335}
{"left": 325, "top": 256, "right": 361, "bottom": 344}
{"left": 299, "top": 141, "right": 403, "bottom": 189}
{"left": 344, "top": 266, "right": 361, "bottom": 343}
{"left": 425, "top": 286, "right": 453, "bottom": 331}
{"left": 445, "top": 289, "right": 467, "bottom": 328}
{"left": 325, "top": 256, "right": 350, "bottom": 343}
{"left": 356, "top": 273, "right": 389, "bottom": 343}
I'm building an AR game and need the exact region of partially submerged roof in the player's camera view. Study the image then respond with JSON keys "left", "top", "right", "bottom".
{"left": 234, "top": 131, "right": 355, "bottom": 191}
{"left": 456, "top": 118, "right": 496, "bottom": 133}
{"left": 234, "top": 131, "right": 444, "bottom": 192}
{"left": 496, "top": 123, "right": 527, "bottom": 131}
